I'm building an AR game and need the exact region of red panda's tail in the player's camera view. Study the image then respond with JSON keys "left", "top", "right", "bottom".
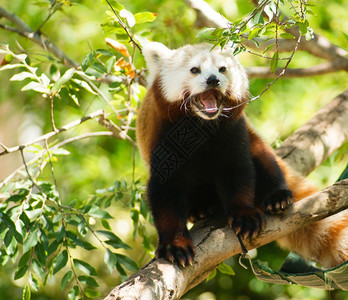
{"left": 277, "top": 161, "right": 348, "bottom": 268}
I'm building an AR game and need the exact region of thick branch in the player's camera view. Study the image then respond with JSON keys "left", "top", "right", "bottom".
{"left": 105, "top": 180, "right": 348, "bottom": 299}
{"left": 247, "top": 59, "right": 348, "bottom": 78}
{"left": 276, "top": 88, "right": 348, "bottom": 176}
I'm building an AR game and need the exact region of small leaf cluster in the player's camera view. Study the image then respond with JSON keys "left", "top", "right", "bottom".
{"left": 198, "top": 0, "right": 315, "bottom": 72}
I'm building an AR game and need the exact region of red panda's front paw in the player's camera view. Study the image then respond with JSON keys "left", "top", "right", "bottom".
{"left": 262, "top": 189, "right": 293, "bottom": 214}
{"left": 227, "top": 207, "right": 264, "bottom": 240}
{"left": 156, "top": 236, "right": 196, "bottom": 267}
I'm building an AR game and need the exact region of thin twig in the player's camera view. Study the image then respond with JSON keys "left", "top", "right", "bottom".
{"left": 50, "top": 95, "right": 58, "bottom": 132}
{"left": 232, "top": 34, "right": 302, "bottom": 110}
{"left": 0, "top": 6, "right": 78, "bottom": 68}
{"left": 104, "top": 0, "right": 142, "bottom": 53}
{"left": 0, "top": 131, "right": 114, "bottom": 190}
{"left": 0, "top": 110, "right": 106, "bottom": 156}
{"left": 36, "top": 1, "right": 62, "bottom": 33}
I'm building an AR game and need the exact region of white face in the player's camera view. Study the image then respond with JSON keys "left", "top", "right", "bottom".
{"left": 143, "top": 42, "right": 249, "bottom": 120}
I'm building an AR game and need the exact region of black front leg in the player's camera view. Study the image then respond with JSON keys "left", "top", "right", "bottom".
{"left": 147, "top": 177, "right": 195, "bottom": 267}
{"left": 248, "top": 128, "right": 293, "bottom": 214}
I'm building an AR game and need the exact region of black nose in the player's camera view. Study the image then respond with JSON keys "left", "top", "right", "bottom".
{"left": 206, "top": 75, "right": 220, "bottom": 88}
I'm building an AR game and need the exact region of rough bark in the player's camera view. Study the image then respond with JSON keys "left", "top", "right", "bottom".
{"left": 104, "top": 88, "right": 348, "bottom": 299}
{"left": 105, "top": 180, "right": 348, "bottom": 300}
{"left": 276, "top": 88, "right": 348, "bottom": 176}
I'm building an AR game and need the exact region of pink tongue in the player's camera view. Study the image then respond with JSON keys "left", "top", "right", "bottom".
{"left": 199, "top": 93, "right": 218, "bottom": 113}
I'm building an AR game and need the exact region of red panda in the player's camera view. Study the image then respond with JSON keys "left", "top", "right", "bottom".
{"left": 136, "top": 42, "right": 348, "bottom": 268}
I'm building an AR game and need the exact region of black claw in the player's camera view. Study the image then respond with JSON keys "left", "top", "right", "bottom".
{"left": 263, "top": 189, "right": 293, "bottom": 215}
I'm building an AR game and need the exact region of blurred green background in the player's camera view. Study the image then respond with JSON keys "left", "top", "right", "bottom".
{"left": 0, "top": 0, "right": 347, "bottom": 299}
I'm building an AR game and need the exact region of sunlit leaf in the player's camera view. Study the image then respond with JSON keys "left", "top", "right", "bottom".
{"left": 53, "top": 250, "right": 68, "bottom": 275}
{"left": 14, "top": 265, "right": 29, "bottom": 280}
{"left": 78, "top": 275, "right": 99, "bottom": 287}
{"left": 10, "top": 72, "right": 35, "bottom": 81}
{"left": 29, "top": 273, "right": 39, "bottom": 291}
{"left": 105, "top": 38, "right": 130, "bottom": 57}
{"left": 73, "top": 259, "right": 97, "bottom": 276}
{"left": 270, "top": 51, "right": 279, "bottom": 73}
{"left": 104, "top": 248, "right": 116, "bottom": 274}
{"left": 52, "top": 68, "right": 75, "bottom": 94}
{"left": 21, "top": 81, "right": 49, "bottom": 94}
{"left": 217, "top": 261, "right": 235, "bottom": 275}
{"left": 133, "top": 12, "right": 157, "bottom": 24}
{"left": 61, "top": 270, "right": 73, "bottom": 290}
{"left": 22, "top": 285, "right": 31, "bottom": 300}
{"left": 67, "top": 286, "right": 79, "bottom": 300}
{"left": 120, "top": 9, "right": 135, "bottom": 28}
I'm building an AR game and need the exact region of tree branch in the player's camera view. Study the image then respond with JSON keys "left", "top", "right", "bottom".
{"left": 0, "top": 110, "right": 106, "bottom": 156}
{"left": 185, "top": 0, "right": 348, "bottom": 67}
{"left": 246, "top": 59, "right": 348, "bottom": 78}
{"left": 0, "top": 6, "right": 78, "bottom": 68}
{"left": 276, "top": 88, "right": 348, "bottom": 176}
{"left": 105, "top": 179, "right": 348, "bottom": 300}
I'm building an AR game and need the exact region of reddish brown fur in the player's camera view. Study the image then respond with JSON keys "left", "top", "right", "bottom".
{"left": 137, "top": 64, "right": 348, "bottom": 269}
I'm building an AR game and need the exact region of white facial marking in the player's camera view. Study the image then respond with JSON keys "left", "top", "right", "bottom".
{"left": 143, "top": 42, "right": 249, "bottom": 119}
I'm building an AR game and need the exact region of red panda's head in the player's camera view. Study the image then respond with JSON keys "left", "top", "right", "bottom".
{"left": 143, "top": 42, "right": 249, "bottom": 120}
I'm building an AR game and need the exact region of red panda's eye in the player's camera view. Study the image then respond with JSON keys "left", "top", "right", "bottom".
{"left": 219, "top": 66, "right": 227, "bottom": 73}
{"left": 190, "top": 67, "right": 201, "bottom": 74}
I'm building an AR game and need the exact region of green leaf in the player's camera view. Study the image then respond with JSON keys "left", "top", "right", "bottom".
{"left": 88, "top": 207, "right": 113, "bottom": 219}
{"left": 0, "top": 211, "right": 23, "bottom": 244}
{"left": 206, "top": 269, "right": 217, "bottom": 282}
{"left": 120, "top": 9, "right": 135, "bottom": 28}
{"left": 104, "top": 248, "right": 116, "bottom": 274}
{"left": 78, "top": 275, "right": 99, "bottom": 287}
{"left": 248, "top": 28, "right": 261, "bottom": 40}
{"left": 81, "top": 240, "right": 97, "bottom": 250}
{"left": 14, "top": 265, "right": 29, "bottom": 280}
{"left": 134, "top": 12, "right": 157, "bottom": 24}
{"left": 270, "top": 51, "right": 279, "bottom": 73}
{"left": 248, "top": 11, "right": 263, "bottom": 28}
{"left": 67, "top": 286, "right": 79, "bottom": 300}
{"left": 115, "top": 253, "right": 138, "bottom": 272}
{"left": 29, "top": 273, "right": 39, "bottom": 292}
{"left": 81, "top": 52, "right": 94, "bottom": 72}
{"left": 21, "top": 81, "right": 49, "bottom": 94}
{"left": 217, "top": 262, "right": 235, "bottom": 275}
{"left": 32, "top": 259, "right": 44, "bottom": 280}
{"left": 53, "top": 250, "right": 68, "bottom": 275}
{"left": 52, "top": 68, "right": 75, "bottom": 94}
{"left": 56, "top": 224, "right": 66, "bottom": 242}
{"left": 262, "top": 43, "right": 275, "bottom": 54}
{"left": 0, "top": 63, "right": 23, "bottom": 70}
{"left": 22, "top": 285, "right": 31, "bottom": 300}
{"left": 23, "top": 229, "right": 38, "bottom": 253}
{"left": 61, "top": 270, "right": 73, "bottom": 290}
{"left": 10, "top": 72, "right": 35, "bottom": 81}
{"left": 34, "top": 242, "right": 47, "bottom": 265}
{"left": 101, "top": 219, "right": 112, "bottom": 230}
{"left": 279, "top": 33, "right": 295, "bottom": 39}
{"left": 84, "top": 288, "right": 101, "bottom": 298}
{"left": 18, "top": 251, "right": 31, "bottom": 268}
{"left": 73, "top": 259, "right": 97, "bottom": 276}
{"left": 116, "top": 263, "right": 127, "bottom": 282}
{"left": 97, "top": 230, "right": 131, "bottom": 249}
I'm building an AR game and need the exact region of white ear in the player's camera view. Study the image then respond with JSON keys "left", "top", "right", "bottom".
{"left": 143, "top": 42, "right": 173, "bottom": 86}
{"left": 143, "top": 42, "right": 172, "bottom": 70}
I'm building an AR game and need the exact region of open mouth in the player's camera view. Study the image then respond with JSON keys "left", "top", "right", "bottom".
{"left": 192, "top": 89, "right": 223, "bottom": 118}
